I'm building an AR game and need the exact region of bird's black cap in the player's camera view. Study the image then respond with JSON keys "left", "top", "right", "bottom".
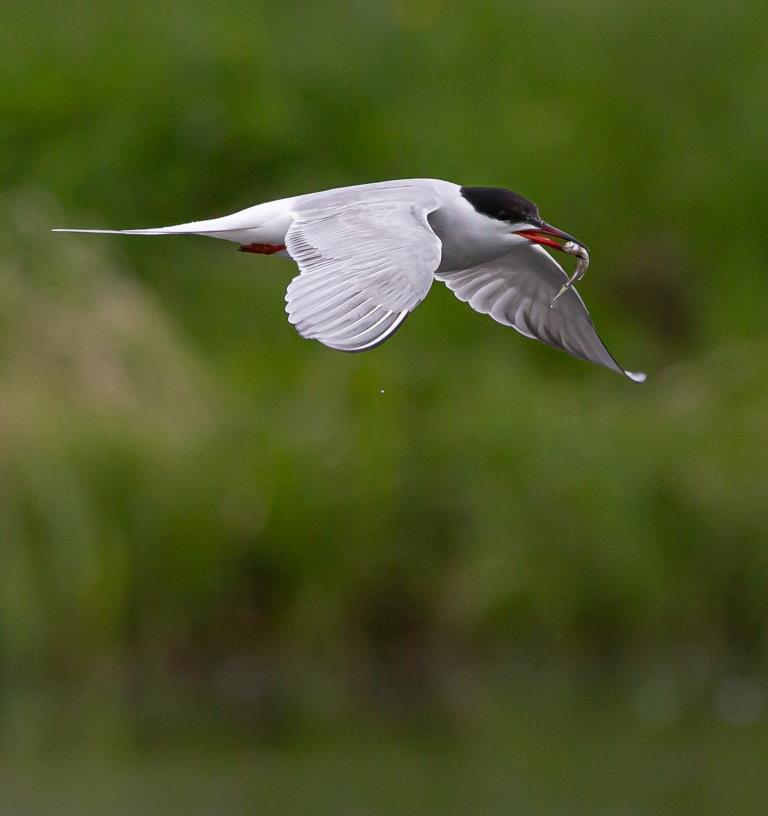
{"left": 460, "top": 186, "right": 541, "bottom": 224}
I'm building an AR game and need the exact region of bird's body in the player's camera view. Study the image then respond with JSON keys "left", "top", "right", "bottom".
{"left": 54, "top": 178, "right": 644, "bottom": 380}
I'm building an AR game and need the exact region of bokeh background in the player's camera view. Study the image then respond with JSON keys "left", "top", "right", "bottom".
{"left": 2, "top": 0, "right": 768, "bottom": 813}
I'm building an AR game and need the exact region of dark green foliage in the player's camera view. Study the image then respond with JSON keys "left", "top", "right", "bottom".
{"left": 1, "top": 1, "right": 767, "bottom": 801}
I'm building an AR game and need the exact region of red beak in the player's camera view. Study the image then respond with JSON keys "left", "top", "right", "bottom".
{"left": 518, "top": 222, "right": 586, "bottom": 253}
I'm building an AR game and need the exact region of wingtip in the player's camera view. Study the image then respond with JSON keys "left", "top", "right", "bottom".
{"left": 626, "top": 370, "right": 647, "bottom": 383}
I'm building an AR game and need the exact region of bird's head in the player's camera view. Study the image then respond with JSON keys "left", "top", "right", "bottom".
{"left": 460, "top": 186, "right": 587, "bottom": 254}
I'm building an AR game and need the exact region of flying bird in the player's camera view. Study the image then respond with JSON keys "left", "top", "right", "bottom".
{"left": 53, "top": 179, "right": 644, "bottom": 381}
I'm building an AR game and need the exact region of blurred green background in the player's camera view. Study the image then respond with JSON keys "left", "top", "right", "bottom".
{"left": 2, "top": 0, "right": 768, "bottom": 812}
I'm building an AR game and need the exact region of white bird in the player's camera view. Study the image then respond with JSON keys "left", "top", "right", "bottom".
{"left": 53, "top": 178, "right": 645, "bottom": 381}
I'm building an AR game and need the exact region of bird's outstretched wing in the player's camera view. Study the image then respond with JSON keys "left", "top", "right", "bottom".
{"left": 437, "top": 243, "right": 645, "bottom": 381}
{"left": 284, "top": 183, "right": 442, "bottom": 352}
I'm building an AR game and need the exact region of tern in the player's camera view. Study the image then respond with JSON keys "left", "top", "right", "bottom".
{"left": 54, "top": 179, "right": 644, "bottom": 381}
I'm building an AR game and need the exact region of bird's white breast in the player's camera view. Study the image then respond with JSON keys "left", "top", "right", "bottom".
{"left": 429, "top": 186, "right": 525, "bottom": 274}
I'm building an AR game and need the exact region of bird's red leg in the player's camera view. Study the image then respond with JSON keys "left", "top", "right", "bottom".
{"left": 238, "top": 243, "right": 286, "bottom": 254}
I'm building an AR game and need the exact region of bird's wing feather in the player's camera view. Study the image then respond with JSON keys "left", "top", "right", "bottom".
{"left": 284, "top": 184, "right": 442, "bottom": 352}
{"left": 437, "top": 243, "right": 645, "bottom": 381}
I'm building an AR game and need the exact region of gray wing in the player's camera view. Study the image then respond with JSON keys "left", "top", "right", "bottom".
{"left": 437, "top": 243, "right": 645, "bottom": 381}
{"left": 284, "top": 182, "right": 442, "bottom": 352}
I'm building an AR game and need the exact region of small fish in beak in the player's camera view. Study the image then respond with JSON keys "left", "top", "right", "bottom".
{"left": 551, "top": 241, "right": 590, "bottom": 306}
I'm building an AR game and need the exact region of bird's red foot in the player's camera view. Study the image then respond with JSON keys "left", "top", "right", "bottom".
{"left": 238, "top": 243, "right": 286, "bottom": 255}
